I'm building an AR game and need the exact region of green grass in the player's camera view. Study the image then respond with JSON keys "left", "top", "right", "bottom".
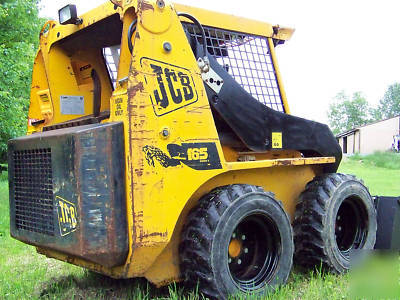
{"left": 348, "top": 151, "right": 400, "bottom": 170}
{"left": 1, "top": 153, "right": 399, "bottom": 299}
{"left": 339, "top": 152, "right": 400, "bottom": 196}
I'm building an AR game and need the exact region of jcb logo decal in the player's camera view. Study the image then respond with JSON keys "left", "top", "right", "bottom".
{"left": 141, "top": 58, "right": 198, "bottom": 116}
{"left": 56, "top": 196, "right": 78, "bottom": 236}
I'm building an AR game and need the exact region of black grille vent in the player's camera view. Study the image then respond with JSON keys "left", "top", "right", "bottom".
{"left": 13, "top": 148, "right": 54, "bottom": 236}
{"left": 184, "top": 23, "right": 285, "bottom": 112}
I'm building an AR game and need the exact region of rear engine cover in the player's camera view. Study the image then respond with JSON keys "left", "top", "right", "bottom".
{"left": 8, "top": 122, "right": 127, "bottom": 267}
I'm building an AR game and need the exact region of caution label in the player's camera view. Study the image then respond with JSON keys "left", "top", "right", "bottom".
{"left": 272, "top": 132, "right": 282, "bottom": 149}
{"left": 60, "top": 95, "right": 84, "bottom": 115}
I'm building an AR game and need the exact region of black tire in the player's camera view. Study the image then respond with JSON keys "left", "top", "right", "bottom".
{"left": 293, "top": 173, "right": 377, "bottom": 274}
{"left": 179, "top": 184, "right": 294, "bottom": 300}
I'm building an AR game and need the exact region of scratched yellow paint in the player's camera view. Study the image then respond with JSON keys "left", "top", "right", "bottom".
{"left": 28, "top": 0, "right": 333, "bottom": 287}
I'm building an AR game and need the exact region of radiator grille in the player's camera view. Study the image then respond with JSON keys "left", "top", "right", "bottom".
{"left": 184, "top": 23, "right": 285, "bottom": 112}
{"left": 13, "top": 148, "right": 54, "bottom": 236}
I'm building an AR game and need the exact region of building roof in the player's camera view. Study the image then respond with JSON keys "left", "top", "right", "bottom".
{"left": 336, "top": 128, "right": 359, "bottom": 138}
{"left": 335, "top": 114, "right": 400, "bottom": 138}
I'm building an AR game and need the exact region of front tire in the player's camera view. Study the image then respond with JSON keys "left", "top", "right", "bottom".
{"left": 179, "top": 184, "right": 294, "bottom": 299}
{"left": 293, "top": 173, "right": 377, "bottom": 273}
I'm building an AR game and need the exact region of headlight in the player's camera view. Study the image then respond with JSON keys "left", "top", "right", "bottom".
{"left": 58, "top": 4, "right": 82, "bottom": 25}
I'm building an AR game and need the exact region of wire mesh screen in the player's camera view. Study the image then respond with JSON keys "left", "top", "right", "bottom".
{"left": 184, "top": 23, "right": 285, "bottom": 112}
{"left": 13, "top": 148, "right": 54, "bottom": 236}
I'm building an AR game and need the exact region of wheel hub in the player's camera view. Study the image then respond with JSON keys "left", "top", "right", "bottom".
{"left": 228, "top": 239, "right": 242, "bottom": 258}
{"left": 227, "top": 214, "right": 280, "bottom": 291}
{"left": 335, "top": 196, "right": 368, "bottom": 257}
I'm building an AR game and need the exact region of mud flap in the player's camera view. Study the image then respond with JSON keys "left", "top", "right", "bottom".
{"left": 374, "top": 196, "right": 400, "bottom": 250}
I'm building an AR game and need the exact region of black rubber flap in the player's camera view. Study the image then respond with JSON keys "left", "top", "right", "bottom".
{"left": 374, "top": 196, "right": 400, "bottom": 250}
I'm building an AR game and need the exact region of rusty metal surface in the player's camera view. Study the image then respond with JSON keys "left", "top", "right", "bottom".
{"left": 226, "top": 156, "right": 336, "bottom": 171}
{"left": 42, "top": 111, "right": 110, "bottom": 132}
{"left": 8, "top": 122, "right": 128, "bottom": 267}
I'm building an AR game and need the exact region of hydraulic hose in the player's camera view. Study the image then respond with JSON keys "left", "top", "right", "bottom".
{"left": 177, "top": 12, "right": 207, "bottom": 56}
{"left": 91, "top": 69, "right": 101, "bottom": 117}
{"left": 127, "top": 19, "right": 137, "bottom": 54}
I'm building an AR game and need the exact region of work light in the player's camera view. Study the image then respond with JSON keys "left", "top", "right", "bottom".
{"left": 58, "top": 4, "right": 82, "bottom": 25}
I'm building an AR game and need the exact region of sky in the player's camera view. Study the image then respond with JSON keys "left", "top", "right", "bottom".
{"left": 39, "top": 0, "right": 400, "bottom": 123}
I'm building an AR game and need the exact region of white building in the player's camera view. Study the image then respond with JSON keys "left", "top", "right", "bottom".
{"left": 336, "top": 115, "right": 400, "bottom": 154}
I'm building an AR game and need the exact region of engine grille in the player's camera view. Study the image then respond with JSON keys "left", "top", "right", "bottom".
{"left": 13, "top": 148, "right": 54, "bottom": 236}
{"left": 184, "top": 23, "right": 285, "bottom": 113}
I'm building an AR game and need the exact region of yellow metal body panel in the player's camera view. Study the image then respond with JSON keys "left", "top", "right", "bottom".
{"left": 36, "top": 1, "right": 293, "bottom": 52}
{"left": 173, "top": 3, "right": 275, "bottom": 38}
{"left": 27, "top": 50, "right": 52, "bottom": 133}
{"left": 27, "top": 0, "right": 294, "bottom": 131}
{"left": 28, "top": 0, "right": 331, "bottom": 287}
{"left": 144, "top": 164, "right": 321, "bottom": 285}
{"left": 268, "top": 37, "right": 291, "bottom": 114}
{"left": 121, "top": 0, "right": 223, "bottom": 276}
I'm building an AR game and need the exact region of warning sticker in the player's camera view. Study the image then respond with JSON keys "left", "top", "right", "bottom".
{"left": 60, "top": 95, "right": 84, "bottom": 115}
{"left": 71, "top": 61, "right": 92, "bottom": 85}
{"left": 272, "top": 132, "right": 282, "bottom": 149}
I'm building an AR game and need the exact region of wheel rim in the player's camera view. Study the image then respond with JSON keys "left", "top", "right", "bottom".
{"left": 227, "top": 213, "right": 281, "bottom": 291}
{"left": 335, "top": 196, "right": 368, "bottom": 258}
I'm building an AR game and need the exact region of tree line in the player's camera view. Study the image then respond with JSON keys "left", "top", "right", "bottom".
{"left": 0, "top": 0, "right": 43, "bottom": 162}
{"left": 327, "top": 84, "right": 400, "bottom": 134}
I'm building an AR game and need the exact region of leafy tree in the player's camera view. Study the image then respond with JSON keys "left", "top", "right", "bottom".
{"left": 0, "top": 0, "right": 43, "bottom": 161}
{"left": 375, "top": 83, "right": 400, "bottom": 119}
{"left": 327, "top": 91, "right": 371, "bottom": 135}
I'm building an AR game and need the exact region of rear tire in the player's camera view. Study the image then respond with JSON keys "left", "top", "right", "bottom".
{"left": 179, "top": 184, "right": 293, "bottom": 300}
{"left": 293, "top": 173, "right": 377, "bottom": 273}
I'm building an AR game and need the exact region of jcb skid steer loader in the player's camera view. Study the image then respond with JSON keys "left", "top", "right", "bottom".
{"left": 8, "top": 1, "right": 399, "bottom": 299}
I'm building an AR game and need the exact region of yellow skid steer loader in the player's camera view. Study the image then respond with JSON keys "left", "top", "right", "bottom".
{"left": 8, "top": 1, "right": 398, "bottom": 299}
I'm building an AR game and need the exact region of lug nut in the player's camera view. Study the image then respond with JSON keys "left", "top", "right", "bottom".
{"left": 238, "top": 259, "right": 242, "bottom": 265}
{"left": 228, "top": 258, "right": 232, "bottom": 264}
{"left": 232, "top": 233, "right": 236, "bottom": 238}
{"left": 244, "top": 248, "right": 248, "bottom": 254}
{"left": 338, "top": 226, "right": 342, "bottom": 231}
{"left": 241, "top": 235, "right": 246, "bottom": 240}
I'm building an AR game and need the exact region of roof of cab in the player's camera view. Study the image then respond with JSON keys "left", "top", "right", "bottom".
{"left": 44, "top": 0, "right": 294, "bottom": 47}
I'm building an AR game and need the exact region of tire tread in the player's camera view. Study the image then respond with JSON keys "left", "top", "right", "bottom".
{"left": 180, "top": 184, "right": 281, "bottom": 299}
{"left": 293, "top": 173, "right": 374, "bottom": 273}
